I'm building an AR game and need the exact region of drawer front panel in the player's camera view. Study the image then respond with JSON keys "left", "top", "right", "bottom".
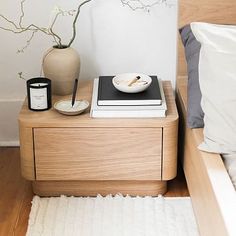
{"left": 34, "top": 128, "right": 162, "bottom": 180}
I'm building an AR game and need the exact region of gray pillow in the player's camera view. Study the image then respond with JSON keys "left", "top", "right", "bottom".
{"left": 179, "top": 25, "right": 204, "bottom": 128}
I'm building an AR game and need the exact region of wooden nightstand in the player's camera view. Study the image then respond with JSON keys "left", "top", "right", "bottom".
{"left": 18, "top": 80, "right": 178, "bottom": 196}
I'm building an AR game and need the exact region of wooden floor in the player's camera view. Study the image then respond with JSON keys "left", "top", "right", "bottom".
{"left": 0, "top": 147, "right": 189, "bottom": 236}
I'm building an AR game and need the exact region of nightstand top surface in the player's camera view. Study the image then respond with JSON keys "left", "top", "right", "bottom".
{"left": 19, "top": 80, "right": 178, "bottom": 128}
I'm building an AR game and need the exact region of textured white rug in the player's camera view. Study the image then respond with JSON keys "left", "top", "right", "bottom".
{"left": 26, "top": 195, "right": 199, "bottom": 236}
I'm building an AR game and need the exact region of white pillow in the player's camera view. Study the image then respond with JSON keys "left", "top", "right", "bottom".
{"left": 190, "top": 22, "right": 236, "bottom": 154}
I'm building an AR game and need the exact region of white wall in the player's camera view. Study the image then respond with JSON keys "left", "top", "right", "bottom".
{"left": 0, "top": 0, "right": 178, "bottom": 145}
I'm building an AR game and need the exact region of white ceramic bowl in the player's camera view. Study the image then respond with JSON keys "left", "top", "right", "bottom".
{"left": 54, "top": 100, "right": 89, "bottom": 116}
{"left": 112, "top": 73, "right": 152, "bottom": 93}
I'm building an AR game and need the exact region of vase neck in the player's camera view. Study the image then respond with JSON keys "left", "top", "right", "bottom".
{"left": 53, "top": 45, "right": 69, "bottom": 49}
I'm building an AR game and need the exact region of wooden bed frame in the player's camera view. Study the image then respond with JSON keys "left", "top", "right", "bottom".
{"left": 177, "top": 1, "right": 236, "bottom": 235}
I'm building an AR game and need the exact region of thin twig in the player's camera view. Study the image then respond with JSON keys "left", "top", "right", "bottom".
{"left": 18, "top": 72, "right": 26, "bottom": 80}
{"left": 48, "top": 11, "right": 63, "bottom": 47}
{"left": 0, "top": 25, "right": 19, "bottom": 33}
{"left": 0, "top": 14, "right": 20, "bottom": 29}
{"left": 19, "top": 0, "right": 27, "bottom": 27}
{"left": 17, "top": 30, "right": 37, "bottom": 53}
{"left": 120, "top": 0, "right": 170, "bottom": 11}
{"left": 0, "top": 0, "right": 61, "bottom": 48}
{"left": 0, "top": 17, "right": 49, "bottom": 35}
{"left": 0, "top": 0, "right": 93, "bottom": 49}
{"left": 68, "top": 0, "right": 93, "bottom": 47}
{"left": 0, "top": 0, "right": 170, "bottom": 52}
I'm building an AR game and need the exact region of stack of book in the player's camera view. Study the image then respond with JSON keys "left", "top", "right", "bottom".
{"left": 90, "top": 76, "right": 167, "bottom": 118}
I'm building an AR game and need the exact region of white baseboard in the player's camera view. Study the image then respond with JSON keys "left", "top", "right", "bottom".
{"left": 0, "top": 98, "right": 24, "bottom": 146}
{"left": 0, "top": 141, "right": 20, "bottom": 147}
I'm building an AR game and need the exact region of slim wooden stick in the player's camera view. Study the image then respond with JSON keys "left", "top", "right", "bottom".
{"left": 128, "top": 76, "right": 141, "bottom": 87}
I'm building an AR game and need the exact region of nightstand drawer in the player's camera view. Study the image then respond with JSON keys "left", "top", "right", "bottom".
{"left": 34, "top": 128, "right": 162, "bottom": 181}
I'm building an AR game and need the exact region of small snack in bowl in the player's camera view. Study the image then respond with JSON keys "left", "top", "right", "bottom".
{"left": 112, "top": 73, "right": 152, "bottom": 93}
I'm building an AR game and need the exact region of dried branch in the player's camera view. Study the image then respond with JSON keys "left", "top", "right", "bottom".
{"left": 0, "top": 0, "right": 92, "bottom": 49}
{"left": 68, "top": 0, "right": 93, "bottom": 47}
{"left": 0, "top": 14, "right": 20, "bottom": 29}
{"left": 17, "top": 30, "right": 37, "bottom": 53}
{"left": 48, "top": 10, "right": 63, "bottom": 47}
{"left": 0, "top": 0, "right": 64, "bottom": 49}
{"left": 0, "top": 0, "right": 171, "bottom": 52}
{"left": 120, "top": 0, "right": 171, "bottom": 11}
{"left": 48, "top": 8, "right": 78, "bottom": 48}
{"left": 18, "top": 72, "right": 26, "bottom": 80}
{"left": 19, "top": 0, "right": 26, "bottom": 27}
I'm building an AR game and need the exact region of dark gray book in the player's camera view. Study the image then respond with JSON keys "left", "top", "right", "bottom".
{"left": 98, "top": 76, "right": 162, "bottom": 106}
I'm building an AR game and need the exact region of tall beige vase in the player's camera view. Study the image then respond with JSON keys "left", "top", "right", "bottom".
{"left": 42, "top": 46, "right": 80, "bottom": 95}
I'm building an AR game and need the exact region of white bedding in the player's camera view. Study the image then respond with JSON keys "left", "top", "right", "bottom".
{"left": 188, "top": 22, "right": 236, "bottom": 191}
{"left": 190, "top": 23, "right": 236, "bottom": 154}
{"left": 222, "top": 153, "right": 236, "bottom": 190}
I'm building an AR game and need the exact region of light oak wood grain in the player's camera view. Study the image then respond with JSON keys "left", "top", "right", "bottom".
{"left": 0, "top": 148, "right": 33, "bottom": 236}
{"left": 178, "top": 2, "right": 236, "bottom": 234}
{"left": 18, "top": 126, "right": 35, "bottom": 180}
{"left": 19, "top": 81, "right": 178, "bottom": 196}
{"left": 177, "top": 77, "right": 236, "bottom": 236}
{"left": 34, "top": 128, "right": 162, "bottom": 181}
{"left": 179, "top": 0, "right": 236, "bottom": 27}
{"left": 18, "top": 81, "right": 178, "bottom": 128}
{"left": 32, "top": 180, "right": 167, "bottom": 197}
{"left": 178, "top": 0, "right": 236, "bottom": 75}
{"left": 0, "top": 147, "right": 188, "bottom": 235}
{"left": 162, "top": 122, "right": 178, "bottom": 180}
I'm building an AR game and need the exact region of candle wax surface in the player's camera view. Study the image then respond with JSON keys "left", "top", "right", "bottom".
{"left": 30, "top": 83, "right": 48, "bottom": 87}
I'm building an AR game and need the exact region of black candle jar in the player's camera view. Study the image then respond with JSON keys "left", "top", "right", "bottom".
{"left": 27, "top": 77, "right": 52, "bottom": 111}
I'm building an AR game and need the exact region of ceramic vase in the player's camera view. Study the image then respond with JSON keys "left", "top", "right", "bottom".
{"left": 42, "top": 46, "right": 80, "bottom": 95}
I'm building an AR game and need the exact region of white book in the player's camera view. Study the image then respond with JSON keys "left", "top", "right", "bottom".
{"left": 90, "top": 79, "right": 167, "bottom": 118}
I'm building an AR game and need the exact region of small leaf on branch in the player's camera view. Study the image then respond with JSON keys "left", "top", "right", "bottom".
{"left": 18, "top": 72, "right": 26, "bottom": 80}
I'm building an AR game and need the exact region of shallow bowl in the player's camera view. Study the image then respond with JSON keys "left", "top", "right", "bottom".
{"left": 54, "top": 100, "right": 89, "bottom": 116}
{"left": 112, "top": 73, "right": 152, "bottom": 93}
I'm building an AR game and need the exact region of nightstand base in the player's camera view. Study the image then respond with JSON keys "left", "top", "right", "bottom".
{"left": 19, "top": 80, "right": 178, "bottom": 197}
{"left": 32, "top": 180, "right": 167, "bottom": 197}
